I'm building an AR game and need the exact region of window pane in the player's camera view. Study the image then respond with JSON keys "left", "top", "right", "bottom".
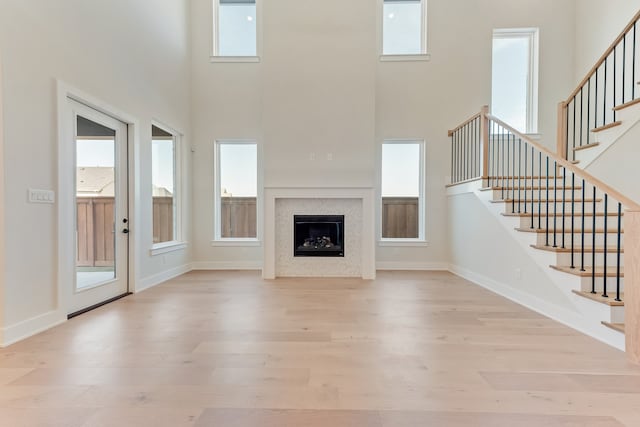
{"left": 219, "top": 143, "right": 257, "bottom": 238}
{"left": 383, "top": 1, "right": 422, "bottom": 55}
{"left": 492, "top": 35, "right": 530, "bottom": 132}
{"left": 152, "top": 126, "right": 176, "bottom": 244}
{"left": 382, "top": 142, "right": 420, "bottom": 238}
{"left": 219, "top": 2, "right": 257, "bottom": 56}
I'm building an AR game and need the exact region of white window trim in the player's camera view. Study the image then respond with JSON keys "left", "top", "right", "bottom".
{"left": 212, "top": 139, "right": 262, "bottom": 246}
{"left": 378, "top": 139, "right": 427, "bottom": 245}
{"left": 492, "top": 28, "right": 539, "bottom": 134}
{"left": 379, "top": 0, "right": 430, "bottom": 60}
{"left": 211, "top": 0, "right": 261, "bottom": 62}
{"left": 150, "top": 121, "right": 187, "bottom": 255}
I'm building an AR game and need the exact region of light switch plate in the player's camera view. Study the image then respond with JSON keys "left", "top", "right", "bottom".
{"left": 28, "top": 188, "right": 55, "bottom": 204}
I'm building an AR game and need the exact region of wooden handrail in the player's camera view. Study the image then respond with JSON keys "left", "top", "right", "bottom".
{"left": 565, "top": 8, "right": 640, "bottom": 103}
{"left": 486, "top": 113, "right": 640, "bottom": 210}
{"left": 448, "top": 112, "right": 481, "bottom": 137}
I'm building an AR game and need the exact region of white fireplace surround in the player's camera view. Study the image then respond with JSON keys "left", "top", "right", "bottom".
{"left": 263, "top": 187, "right": 376, "bottom": 279}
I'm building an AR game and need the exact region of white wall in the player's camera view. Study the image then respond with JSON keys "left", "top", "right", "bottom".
{"left": 0, "top": 0, "right": 192, "bottom": 342}
{"left": 575, "top": 0, "right": 640, "bottom": 81}
{"left": 191, "top": 0, "right": 575, "bottom": 270}
{"left": 448, "top": 192, "right": 573, "bottom": 308}
{"left": 586, "top": 120, "right": 640, "bottom": 205}
{"left": 376, "top": 0, "right": 576, "bottom": 268}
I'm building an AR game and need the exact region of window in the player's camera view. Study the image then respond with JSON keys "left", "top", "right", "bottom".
{"left": 214, "top": 141, "right": 258, "bottom": 241}
{"left": 491, "top": 28, "right": 539, "bottom": 133}
{"left": 151, "top": 125, "right": 181, "bottom": 246}
{"left": 380, "top": 140, "right": 425, "bottom": 241}
{"left": 382, "top": 0, "right": 427, "bottom": 56}
{"left": 213, "top": 0, "right": 257, "bottom": 58}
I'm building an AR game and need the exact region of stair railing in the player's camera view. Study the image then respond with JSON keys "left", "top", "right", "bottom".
{"left": 450, "top": 106, "right": 640, "bottom": 303}
{"left": 559, "top": 9, "right": 640, "bottom": 160}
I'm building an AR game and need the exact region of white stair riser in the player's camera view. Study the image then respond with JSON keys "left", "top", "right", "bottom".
{"left": 555, "top": 252, "right": 624, "bottom": 268}
{"left": 500, "top": 203, "right": 603, "bottom": 215}
{"left": 533, "top": 232, "right": 623, "bottom": 246}
{"left": 516, "top": 215, "right": 622, "bottom": 229}
{"left": 579, "top": 278, "right": 624, "bottom": 294}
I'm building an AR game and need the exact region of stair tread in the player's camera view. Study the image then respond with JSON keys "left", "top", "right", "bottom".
{"left": 553, "top": 265, "right": 624, "bottom": 278}
{"left": 516, "top": 227, "right": 623, "bottom": 234}
{"left": 601, "top": 321, "right": 625, "bottom": 333}
{"left": 572, "top": 290, "right": 624, "bottom": 306}
{"left": 489, "top": 176, "right": 566, "bottom": 179}
{"left": 613, "top": 97, "right": 640, "bottom": 111}
{"left": 503, "top": 212, "right": 620, "bottom": 217}
{"left": 573, "top": 142, "right": 601, "bottom": 152}
{"left": 488, "top": 186, "right": 583, "bottom": 191}
{"left": 531, "top": 244, "right": 624, "bottom": 253}
{"left": 490, "top": 198, "right": 601, "bottom": 204}
{"left": 592, "top": 121, "right": 622, "bottom": 133}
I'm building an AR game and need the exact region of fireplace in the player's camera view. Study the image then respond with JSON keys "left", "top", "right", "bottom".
{"left": 294, "top": 215, "right": 344, "bottom": 257}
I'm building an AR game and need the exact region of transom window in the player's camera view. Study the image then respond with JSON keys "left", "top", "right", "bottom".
{"left": 213, "top": 0, "right": 257, "bottom": 58}
{"left": 382, "top": 0, "right": 427, "bottom": 56}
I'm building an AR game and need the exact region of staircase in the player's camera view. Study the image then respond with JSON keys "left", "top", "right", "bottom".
{"left": 560, "top": 9, "right": 640, "bottom": 168}
{"left": 448, "top": 108, "right": 638, "bottom": 349}
{"left": 447, "top": 10, "right": 640, "bottom": 356}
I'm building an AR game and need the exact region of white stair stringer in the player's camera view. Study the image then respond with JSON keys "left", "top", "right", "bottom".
{"left": 447, "top": 179, "right": 625, "bottom": 350}
{"left": 575, "top": 100, "right": 640, "bottom": 167}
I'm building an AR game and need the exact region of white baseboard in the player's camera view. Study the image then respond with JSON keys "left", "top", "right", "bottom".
{"left": 0, "top": 309, "right": 67, "bottom": 348}
{"left": 192, "top": 261, "right": 263, "bottom": 270}
{"left": 376, "top": 261, "right": 449, "bottom": 271}
{"left": 448, "top": 264, "right": 625, "bottom": 351}
{"left": 135, "top": 263, "right": 193, "bottom": 293}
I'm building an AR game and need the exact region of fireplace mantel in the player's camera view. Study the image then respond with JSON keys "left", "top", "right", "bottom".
{"left": 263, "top": 187, "right": 376, "bottom": 279}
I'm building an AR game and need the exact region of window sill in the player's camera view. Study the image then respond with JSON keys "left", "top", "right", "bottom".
{"left": 378, "top": 239, "right": 430, "bottom": 247}
{"left": 380, "top": 53, "right": 431, "bottom": 62}
{"left": 211, "top": 239, "right": 262, "bottom": 247}
{"left": 150, "top": 241, "right": 188, "bottom": 256}
{"left": 210, "top": 56, "right": 260, "bottom": 63}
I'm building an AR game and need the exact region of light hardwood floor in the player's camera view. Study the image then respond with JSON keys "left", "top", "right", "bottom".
{"left": 1, "top": 270, "right": 639, "bottom": 426}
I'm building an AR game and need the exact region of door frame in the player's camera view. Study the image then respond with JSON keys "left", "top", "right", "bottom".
{"left": 57, "top": 81, "right": 140, "bottom": 316}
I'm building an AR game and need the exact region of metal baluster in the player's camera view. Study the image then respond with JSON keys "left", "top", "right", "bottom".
{"left": 571, "top": 173, "right": 576, "bottom": 268}
{"left": 604, "top": 57, "right": 608, "bottom": 125}
{"left": 603, "top": 194, "right": 609, "bottom": 298}
{"left": 616, "top": 202, "right": 622, "bottom": 302}
{"left": 518, "top": 138, "right": 522, "bottom": 213}
{"left": 451, "top": 131, "right": 456, "bottom": 184}
{"left": 538, "top": 152, "right": 542, "bottom": 229}
{"left": 595, "top": 68, "right": 599, "bottom": 127}
{"left": 561, "top": 167, "right": 566, "bottom": 249}
{"left": 591, "top": 186, "right": 597, "bottom": 294}
{"left": 546, "top": 157, "right": 550, "bottom": 246}
{"left": 579, "top": 89, "right": 584, "bottom": 148}
{"left": 530, "top": 146, "right": 534, "bottom": 228}
{"left": 553, "top": 161, "right": 558, "bottom": 248}
{"left": 623, "top": 33, "right": 627, "bottom": 105}
{"left": 587, "top": 78, "right": 591, "bottom": 146}
{"left": 614, "top": 46, "right": 617, "bottom": 122}
{"left": 581, "top": 180, "right": 586, "bottom": 271}
{"left": 573, "top": 96, "right": 577, "bottom": 151}
{"left": 511, "top": 133, "right": 515, "bottom": 214}
{"left": 524, "top": 142, "right": 528, "bottom": 214}
{"left": 634, "top": 22, "right": 637, "bottom": 100}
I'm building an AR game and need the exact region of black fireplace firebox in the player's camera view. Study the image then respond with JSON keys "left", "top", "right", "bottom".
{"left": 294, "top": 215, "right": 344, "bottom": 257}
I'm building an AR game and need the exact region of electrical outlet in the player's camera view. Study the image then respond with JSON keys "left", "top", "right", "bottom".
{"left": 28, "top": 189, "right": 55, "bottom": 204}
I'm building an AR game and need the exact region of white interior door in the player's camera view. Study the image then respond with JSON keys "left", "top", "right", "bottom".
{"left": 67, "top": 99, "right": 129, "bottom": 315}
